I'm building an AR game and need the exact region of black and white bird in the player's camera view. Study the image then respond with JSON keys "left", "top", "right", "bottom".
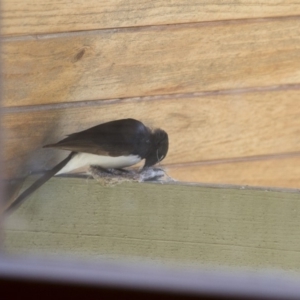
{"left": 46, "top": 118, "right": 168, "bottom": 174}
{"left": 6, "top": 118, "right": 168, "bottom": 213}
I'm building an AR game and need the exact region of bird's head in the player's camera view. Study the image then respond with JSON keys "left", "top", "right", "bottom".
{"left": 144, "top": 129, "right": 169, "bottom": 168}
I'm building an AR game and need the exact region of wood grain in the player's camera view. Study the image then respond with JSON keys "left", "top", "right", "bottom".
{"left": 4, "top": 178, "right": 300, "bottom": 271}
{"left": 3, "top": 1, "right": 300, "bottom": 36}
{"left": 3, "top": 18, "right": 300, "bottom": 107}
{"left": 3, "top": 89, "right": 300, "bottom": 181}
{"left": 168, "top": 155, "right": 300, "bottom": 189}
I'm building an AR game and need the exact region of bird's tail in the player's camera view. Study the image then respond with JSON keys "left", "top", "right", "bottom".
{"left": 5, "top": 152, "right": 74, "bottom": 214}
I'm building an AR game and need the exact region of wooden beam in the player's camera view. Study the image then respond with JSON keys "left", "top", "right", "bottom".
{"left": 4, "top": 177, "right": 300, "bottom": 271}
{"left": 3, "top": 18, "right": 300, "bottom": 107}
{"left": 3, "top": 1, "right": 300, "bottom": 36}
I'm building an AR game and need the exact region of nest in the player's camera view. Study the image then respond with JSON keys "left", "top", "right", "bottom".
{"left": 88, "top": 166, "right": 175, "bottom": 186}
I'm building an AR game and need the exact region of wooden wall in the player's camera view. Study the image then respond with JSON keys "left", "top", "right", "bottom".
{"left": 2, "top": 1, "right": 300, "bottom": 188}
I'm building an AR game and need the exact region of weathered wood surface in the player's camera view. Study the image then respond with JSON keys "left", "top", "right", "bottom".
{"left": 3, "top": 18, "right": 300, "bottom": 107}
{"left": 168, "top": 154, "right": 300, "bottom": 188}
{"left": 3, "top": 89, "right": 300, "bottom": 184}
{"left": 3, "top": 1, "right": 300, "bottom": 36}
{"left": 4, "top": 177, "right": 300, "bottom": 271}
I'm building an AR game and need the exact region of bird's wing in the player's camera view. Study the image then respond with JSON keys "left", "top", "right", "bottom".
{"left": 44, "top": 119, "right": 149, "bottom": 157}
{"left": 44, "top": 139, "right": 113, "bottom": 155}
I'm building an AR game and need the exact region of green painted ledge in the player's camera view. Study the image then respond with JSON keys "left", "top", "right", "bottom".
{"left": 3, "top": 176, "right": 300, "bottom": 271}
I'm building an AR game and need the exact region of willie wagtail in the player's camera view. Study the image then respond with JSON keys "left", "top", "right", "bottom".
{"left": 6, "top": 118, "right": 168, "bottom": 213}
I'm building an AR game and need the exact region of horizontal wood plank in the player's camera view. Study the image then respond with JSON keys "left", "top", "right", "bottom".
{"left": 168, "top": 155, "right": 300, "bottom": 189}
{"left": 4, "top": 178, "right": 300, "bottom": 271}
{"left": 3, "top": 1, "right": 300, "bottom": 36}
{"left": 3, "top": 89, "right": 300, "bottom": 181}
{"left": 3, "top": 18, "right": 300, "bottom": 107}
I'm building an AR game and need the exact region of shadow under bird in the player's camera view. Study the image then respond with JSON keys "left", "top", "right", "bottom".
{"left": 6, "top": 118, "right": 169, "bottom": 213}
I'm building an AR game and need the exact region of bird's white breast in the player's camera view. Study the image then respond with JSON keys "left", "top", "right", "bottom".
{"left": 56, "top": 153, "right": 141, "bottom": 175}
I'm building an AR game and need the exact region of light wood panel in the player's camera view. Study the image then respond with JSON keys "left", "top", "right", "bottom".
{"left": 3, "top": 18, "right": 300, "bottom": 107}
{"left": 3, "top": 89, "right": 300, "bottom": 180}
{"left": 168, "top": 155, "right": 300, "bottom": 189}
{"left": 4, "top": 178, "right": 300, "bottom": 271}
{"left": 3, "top": 1, "right": 300, "bottom": 36}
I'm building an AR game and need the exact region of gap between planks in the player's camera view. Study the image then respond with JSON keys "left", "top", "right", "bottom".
{"left": 2, "top": 14, "right": 300, "bottom": 41}
{"left": 3, "top": 83, "right": 300, "bottom": 114}
{"left": 166, "top": 151, "right": 300, "bottom": 168}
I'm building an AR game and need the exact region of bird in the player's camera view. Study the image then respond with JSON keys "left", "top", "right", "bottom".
{"left": 6, "top": 118, "right": 169, "bottom": 213}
